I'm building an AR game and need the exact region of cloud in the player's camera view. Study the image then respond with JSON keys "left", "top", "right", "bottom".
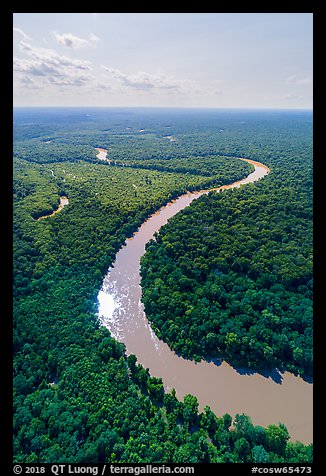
{"left": 282, "top": 75, "right": 312, "bottom": 104}
{"left": 286, "top": 75, "right": 312, "bottom": 86}
{"left": 18, "top": 41, "right": 91, "bottom": 70}
{"left": 19, "top": 75, "right": 42, "bottom": 90}
{"left": 53, "top": 31, "right": 89, "bottom": 49}
{"left": 13, "top": 27, "right": 31, "bottom": 41}
{"left": 14, "top": 41, "right": 94, "bottom": 89}
{"left": 90, "top": 33, "right": 100, "bottom": 43}
{"left": 53, "top": 31, "right": 100, "bottom": 49}
{"left": 296, "top": 78, "right": 312, "bottom": 85}
{"left": 101, "top": 65, "right": 198, "bottom": 93}
{"left": 282, "top": 93, "right": 304, "bottom": 101}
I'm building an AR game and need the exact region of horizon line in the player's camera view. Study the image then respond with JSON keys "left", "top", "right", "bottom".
{"left": 13, "top": 105, "right": 313, "bottom": 111}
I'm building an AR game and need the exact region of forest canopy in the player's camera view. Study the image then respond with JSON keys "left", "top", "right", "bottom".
{"left": 13, "top": 107, "right": 313, "bottom": 463}
{"left": 139, "top": 111, "right": 312, "bottom": 376}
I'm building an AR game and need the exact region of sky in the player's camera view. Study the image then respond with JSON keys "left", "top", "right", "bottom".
{"left": 13, "top": 13, "right": 313, "bottom": 109}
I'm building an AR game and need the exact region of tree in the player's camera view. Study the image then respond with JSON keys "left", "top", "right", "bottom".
{"left": 234, "top": 437, "right": 251, "bottom": 462}
{"left": 265, "top": 424, "right": 290, "bottom": 455}
{"left": 251, "top": 445, "right": 270, "bottom": 463}
{"left": 182, "top": 394, "right": 199, "bottom": 427}
{"left": 223, "top": 413, "right": 233, "bottom": 431}
{"left": 200, "top": 406, "right": 220, "bottom": 436}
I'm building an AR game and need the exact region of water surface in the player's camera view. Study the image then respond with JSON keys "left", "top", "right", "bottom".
{"left": 98, "top": 158, "right": 312, "bottom": 443}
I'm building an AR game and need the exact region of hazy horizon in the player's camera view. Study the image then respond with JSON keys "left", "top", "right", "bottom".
{"left": 13, "top": 13, "right": 313, "bottom": 109}
{"left": 13, "top": 105, "right": 313, "bottom": 111}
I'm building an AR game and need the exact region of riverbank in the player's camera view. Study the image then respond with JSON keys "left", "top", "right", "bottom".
{"left": 95, "top": 147, "right": 110, "bottom": 162}
{"left": 37, "top": 196, "right": 69, "bottom": 221}
{"left": 97, "top": 158, "right": 312, "bottom": 444}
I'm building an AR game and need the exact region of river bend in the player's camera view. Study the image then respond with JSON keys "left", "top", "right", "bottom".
{"left": 97, "top": 157, "right": 312, "bottom": 444}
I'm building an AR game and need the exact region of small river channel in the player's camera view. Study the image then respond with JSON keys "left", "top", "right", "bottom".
{"left": 37, "top": 196, "right": 69, "bottom": 220}
{"left": 97, "top": 156, "right": 313, "bottom": 444}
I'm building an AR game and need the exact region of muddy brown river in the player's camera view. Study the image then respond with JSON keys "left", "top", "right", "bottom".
{"left": 97, "top": 157, "right": 313, "bottom": 444}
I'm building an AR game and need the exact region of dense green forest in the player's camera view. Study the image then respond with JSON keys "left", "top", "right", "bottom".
{"left": 13, "top": 108, "right": 312, "bottom": 463}
{"left": 141, "top": 153, "right": 312, "bottom": 375}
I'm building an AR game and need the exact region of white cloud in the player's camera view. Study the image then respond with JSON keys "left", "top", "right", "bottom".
{"left": 286, "top": 75, "right": 312, "bottom": 86}
{"left": 90, "top": 33, "right": 100, "bottom": 43}
{"left": 282, "top": 75, "right": 312, "bottom": 104}
{"left": 19, "top": 75, "right": 42, "bottom": 89}
{"left": 53, "top": 31, "right": 90, "bottom": 49}
{"left": 282, "top": 93, "right": 304, "bottom": 101}
{"left": 18, "top": 41, "right": 92, "bottom": 70}
{"left": 296, "top": 78, "right": 312, "bottom": 85}
{"left": 52, "top": 31, "right": 100, "bottom": 49}
{"left": 14, "top": 37, "right": 222, "bottom": 104}
{"left": 14, "top": 41, "right": 94, "bottom": 89}
{"left": 101, "top": 65, "right": 199, "bottom": 93}
{"left": 13, "top": 27, "right": 31, "bottom": 41}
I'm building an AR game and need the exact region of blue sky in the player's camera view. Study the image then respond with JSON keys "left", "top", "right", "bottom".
{"left": 13, "top": 13, "right": 313, "bottom": 108}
